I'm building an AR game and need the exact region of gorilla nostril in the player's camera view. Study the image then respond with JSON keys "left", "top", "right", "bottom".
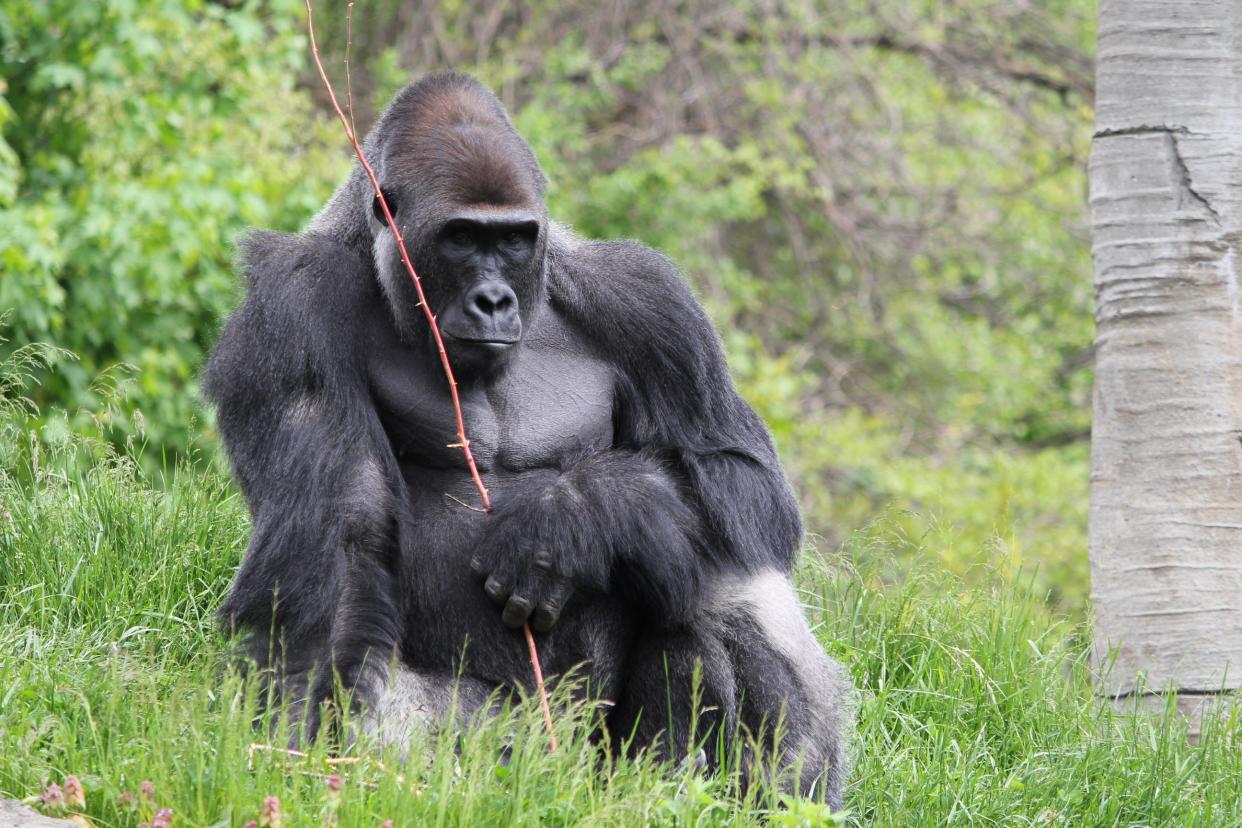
{"left": 467, "top": 283, "right": 518, "bottom": 322}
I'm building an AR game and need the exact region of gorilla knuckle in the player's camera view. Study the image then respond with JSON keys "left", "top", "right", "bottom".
{"left": 483, "top": 573, "right": 511, "bottom": 603}
{"left": 501, "top": 595, "right": 533, "bottom": 628}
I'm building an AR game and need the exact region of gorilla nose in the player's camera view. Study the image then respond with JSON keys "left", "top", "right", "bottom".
{"left": 464, "top": 282, "right": 519, "bottom": 330}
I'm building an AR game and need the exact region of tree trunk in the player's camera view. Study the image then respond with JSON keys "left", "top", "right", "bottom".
{"left": 1089, "top": 0, "right": 1242, "bottom": 730}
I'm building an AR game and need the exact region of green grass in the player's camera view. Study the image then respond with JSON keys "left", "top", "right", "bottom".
{"left": 1, "top": 452, "right": 1240, "bottom": 827}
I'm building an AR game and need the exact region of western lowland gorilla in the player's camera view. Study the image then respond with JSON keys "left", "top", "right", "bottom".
{"left": 205, "top": 72, "right": 851, "bottom": 804}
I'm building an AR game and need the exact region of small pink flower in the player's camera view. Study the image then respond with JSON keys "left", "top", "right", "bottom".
{"left": 244, "top": 822, "right": 258, "bottom": 828}
{"left": 39, "top": 782, "right": 65, "bottom": 811}
{"left": 63, "top": 776, "right": 85, "bottom": 809}
{"left": 325, "top": 774, "right": 342, "bottom": 806}
{"left": 379, "top": 820, "right": 394, "bottom": 828}
{"left": 116, "top": 790, "right": 138, "bottom": 810}
{"left": 140, "top": 780, "right": 156, "bottom": 801}
{"left": 259, "top": 796, "right": 282, "bottom": 828}
{"left": 152, "top": 807, "right": 173, "bottom": 828}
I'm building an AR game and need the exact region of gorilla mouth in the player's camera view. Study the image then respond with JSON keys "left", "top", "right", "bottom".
{"left": 443, "top": 332, "right": 519, "bottom": 350}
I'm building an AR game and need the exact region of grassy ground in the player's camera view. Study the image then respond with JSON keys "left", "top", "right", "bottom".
{"left": 1, "top": 452, "right": 1240, "bottom": 827}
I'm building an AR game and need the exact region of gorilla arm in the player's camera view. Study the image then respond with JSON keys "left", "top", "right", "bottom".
{"left": 205, "top": 231, "right": 404, "bottom": 714}
{"left": 472, "top": 237, "right": 802, "bottom": 631}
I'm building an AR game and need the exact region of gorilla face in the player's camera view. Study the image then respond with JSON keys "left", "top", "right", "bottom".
{"left": 429, "top": 209, "right": 542, "bottom": 359}
{"left": 370, "top": 191, "right": 545, "bottom": 376}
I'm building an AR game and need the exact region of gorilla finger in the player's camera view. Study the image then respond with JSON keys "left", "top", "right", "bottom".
{"left": 471, "top": 556, "right": 487, "bottom": 577}
{"left": 531, "top": 581, "right": 573, "bottom": 633}
{"left": 502, "top": 595, "right": 533, "bottom": 629}
{"left": 484, "top": 574, "right": 511, "bottom": 606}
{"left": 530, "top": 603, "right": 560, "bottom": 633}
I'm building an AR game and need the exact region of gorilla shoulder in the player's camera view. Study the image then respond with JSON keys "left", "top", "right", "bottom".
{"left": 238, "top": 230, "right": 378, "bottom": 314}
{"left": 205, "top": 230, "right": 381, "bottom": 408}
{"left": 545, "top": 228, "right": 723, "bottom": 406}
{"left": 547, "top": 230, "right": 714, "bottom": 354}
{"left": 228, "top": 231, "right": 381, "bottom": 354}
{"left": 547, "top": 229, "right": 692, "bottom": 304}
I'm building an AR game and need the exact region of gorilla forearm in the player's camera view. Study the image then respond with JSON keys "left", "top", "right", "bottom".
{"left": 216, "top": 399, "right": 406, "bottom": 735}
{"left": 218, "top": 407, "right": 402, "bottom": 668}
{"left": 672, "top": 444, "right": 803, "bottom": 573}
{"left": 552, "top": 448, "right": 707, "bottom": 619}
{"left": 566, "top": 446, "right": 804, "bottom": 594}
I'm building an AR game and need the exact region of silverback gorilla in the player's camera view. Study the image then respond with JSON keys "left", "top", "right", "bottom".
{"left": 205, "top": 73, "right": 850, "bottom": 804}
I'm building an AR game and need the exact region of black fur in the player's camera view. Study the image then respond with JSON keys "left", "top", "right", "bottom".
{"left": 205, "top": 72, "right": 850, "bottom": 806}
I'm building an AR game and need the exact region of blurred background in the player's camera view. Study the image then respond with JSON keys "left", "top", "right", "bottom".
{"left": 0, "top": 0, "right": 1095, "bottom": 614}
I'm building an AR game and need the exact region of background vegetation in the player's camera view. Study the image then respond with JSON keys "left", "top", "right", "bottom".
{"left": 1, "top": 0, "right": 1095, "bottom": 613}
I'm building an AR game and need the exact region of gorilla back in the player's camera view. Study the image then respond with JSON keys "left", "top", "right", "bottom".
{"left": 205, "top": 72, "right": 851, "bottom": 805}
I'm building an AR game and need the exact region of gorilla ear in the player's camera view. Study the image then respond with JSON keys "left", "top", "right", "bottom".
{"left": 372, "top": 189, "right": 398, "bottom": 223}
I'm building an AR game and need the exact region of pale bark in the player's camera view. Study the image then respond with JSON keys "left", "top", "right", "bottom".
{"left": 1089, "top": 0, "right": 1242, "bottom": 722}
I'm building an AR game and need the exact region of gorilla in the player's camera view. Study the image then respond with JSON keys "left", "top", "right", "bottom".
{"left": 205, "top": 72, "right": 850, "bottom": 804}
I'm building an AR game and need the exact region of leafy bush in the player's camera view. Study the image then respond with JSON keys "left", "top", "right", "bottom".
{"left": 0, "top": 0, "right": 346, "bottom": 456}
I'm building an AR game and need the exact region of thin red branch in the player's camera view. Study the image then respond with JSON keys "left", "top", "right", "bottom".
{"left": 304, "top": 0, "right": 556, "bottom": 749}
{"left": 344, "top": 3, "right": 357, "bottom": 140}
{"left": 525, "top": 624, "right": 558, "bottom": 750}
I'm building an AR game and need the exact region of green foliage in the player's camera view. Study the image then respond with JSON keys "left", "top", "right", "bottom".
{"left": 0, "top": 0, "right": 347, "bottom": 457}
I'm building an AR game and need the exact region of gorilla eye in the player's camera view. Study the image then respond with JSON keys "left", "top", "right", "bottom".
{"left": 450, "top": 230, "right": 472, "bottom": 246}
{"left": 372, "top": 189, "right": 398, "bottom": 222}
{"left": 503, "top": 231, "right": 523, "bottom": 245}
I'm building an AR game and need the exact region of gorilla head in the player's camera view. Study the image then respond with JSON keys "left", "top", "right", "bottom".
{"left": 361, "top": 74, "right": 549, "bottom": 375}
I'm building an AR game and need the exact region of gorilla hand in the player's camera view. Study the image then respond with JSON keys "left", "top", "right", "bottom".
{"left": 469, "top": 469, "right": 612, "bottom": 632}
{"left": 470, "top": 540, "right": 577, "bottom": 632}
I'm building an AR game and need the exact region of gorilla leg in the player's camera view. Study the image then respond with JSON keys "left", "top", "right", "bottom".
{"left": 609, "top": 628, "right": 737, "bottom": 765}
{"left": 610, "top": 570, "right": 851, "bottom": 809}
{"left": 713, "top": 570, "right": 851, "bottom": 806}
{"left": 359, "top": 664, "right": 497, "bottom": 750}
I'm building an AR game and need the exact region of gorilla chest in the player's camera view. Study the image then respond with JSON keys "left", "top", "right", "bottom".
{"left": 484, "top": 343, "right": 615, "bottom": 469}
{"left": 372, "top": 324, "right": 614, "bottom": 472}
